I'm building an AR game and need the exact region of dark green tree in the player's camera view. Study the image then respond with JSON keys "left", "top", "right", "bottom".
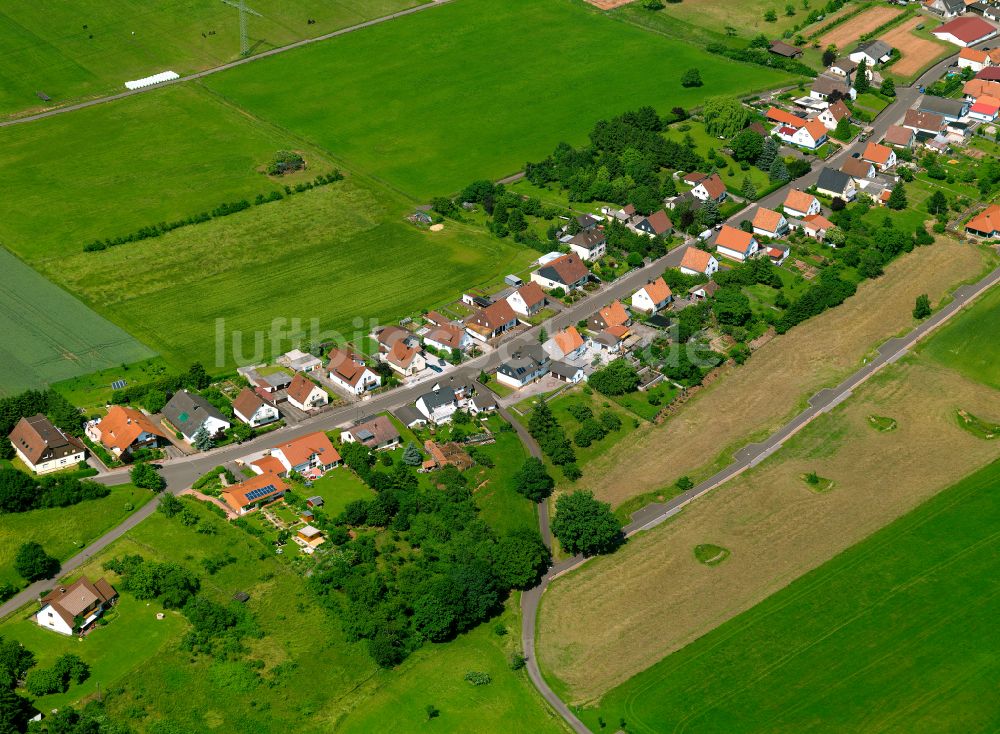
{"left": 130, "top": 462, "right": 165, "bottom": 492}
{"left": 854, "top": 59, "right": 870, "bottom": 94}
{"left": 512, "top": 458, "right": 554, "bottom": 502}
{"left": 402, "top": 442, "right": 423, "bottom": 467}
{"left": 680, "top": 68, "right": 703, "bottom": 88}
{"left": 768, "top": 156, "right": 790, "bottom": 183}
{"left": 926, "top": 190, "right": 948, "bottom": 215}
{"left": 551, "top": 491, "right": 623, "bottom": 556}
{"left": 493, "top": 529, "right": 551, "bottom": 589}
{"left": 886, "top": 183, "right": 907, "bottom": 211}
{"left": 14, "top": 542, "right": 59, "bottom": 582}
{"left": 192, "top": 426, "right": 213, "bottom": 452}
{"left": 756, "top": 136, "right": 778, "bottom": 172}
{"left": 880, "top": 77, "right": 895, "bottom": 97}
{"left": 913, "top": 294, "right": 931, "bottom": 319}
{"left": 740, "top": 176, "right": 758, "bottom": 200}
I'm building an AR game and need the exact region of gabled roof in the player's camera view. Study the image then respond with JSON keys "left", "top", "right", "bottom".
{"left": 784, "top": 189, "right": 818, "bottom": 212}
{"left": 825, "top": 100, "right": 851, "bottom": 122}
{"left": 469, "top": 299, "right": 516, "bottom": 330}
{"left": 966, "top": 204, "right": 1000, "bottom": 234}
{"left": 854, "top": 39, "right": 892, "bottom": 59}
{"left": 643, "top": 209, "right": 673, "bottom": 234}
{"left": 423, "top": 310, "right": 451, "bottom": 326}
{"left": 769, "top": 39, "right": 802, "bottom": 57}
{"left": 801, "top": 118, "right": 829, "bottom": 142}
{"left": 637, "top": 277, "right": 672, "bottom": 305}
{"left": 976, "top": 67, "right": 1000, "bottom": 81}
{"left": 883, "top": 124, "right": 915, "bottom": 146}
{"left": 535, "top": 253, "right": 590, "bottom": 286}
{"left": 963, "top": 78, "right": 1000, "bottom": 99}
{"left": 766, "top": 107, "right": 806, "bottom": 127}
{"left": 327, "top": 348, "right": 371, "bottom": 387}
{"left": 752, "top": 207, "right": 785, "bottom": 233}
{"left": 841, "top": 157, "right": 875, "bottom": 178}
{"left": 273, "top": 431, "right": 340, "bottom": 468}
{"left": 386, "top": 340, "right": 420, "bottom": 369}
{"left": 933, "top": 15, "right": 997, "bottom": 44}
{"left": 515, "top": 282, "right": 547, "bottom": 309}
{"left": 959, "top": 47, "right": 991, "bottom": 64}
{"left": 568, "top": 229, "right": 606, "bottom": 251}
{"left": 553, "top": 326, "right": 585, "bottom": 356}
{"left": 919, "top": 95, "right": 968, "bottom": 117}
{"left": 163, "top": 390, "right": 227, "bottom": 437}
{"left": 287, "top": 373, "right": 323, "bottom": 405}
{"left": 680, "top": 247, "right": 715, "bottom": 273}
{"left": 549, "top": 361, "right": 583, "bottom": 379}
{"left": 812, "top": 74, "right": 850, "bottom": 96}
{"left": 232, "top": 387, "right": 271, "bottom": 421}
{"left": 682, "top": 171, "right": 708, "bottom": 184}
{"left": 862, "top": 141, "right": 894, "bottom": 165}
{"left": 803, "top": 213, "right": 835, "bottom": 231}
{"left": 376, "top": 325, "right": 414, "bottom": 349}
{"left": 903, "top": 108, "right": 945, "bottom": 131}
{"left": 95, "top": 405, "right": 166, "bottom": 453}
{"left": 40, "top": 576, "right": 117, "bottom": 627}
{"left": 694, "top": 172, "right": 727, "bottom": 199}
{"left": 715, "top": 225, "right": 756, "bottom": 254}
{"left": 424, "top": 322, "right": 465, "bottom": 350}
{"left": 222, "top": 472, "right": 289, "bottom": 512}
{"left": 8, "top": 414, "right": 83, "bottom": 466}
{"left": 417, "top": 386, "right": 457, "bottom": 412}
{"left": 597, "top": 301, "right": 630, "bottom": 328}
{"left": 830, "top": 58, "right": 858, "bottom": 73}
{"left": 817, "top": 167, "right": 853, "bottom": 194}
{"left": 971, "top": 99, "right": 1000, "bottom": 115}
{"left": 345, "top": 416, "right": 401, "bottom": 447}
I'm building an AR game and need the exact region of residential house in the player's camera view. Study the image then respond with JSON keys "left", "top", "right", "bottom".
{"left": 277, "top": 348, "right": 323, "bottom": 373}
{"left": 882, "top": 124, "right": 916, "bottom": 148}
{"left": 549, "top": 361, "right": 586, "bottom": 384}
{"left": 827, "top": 58, "right": 859, "bottom": 81}
{"left": 496, "top": 344, "right": 551, "bottom": 388}
{"left": 690, "top": 172, "right": 728, "bottom": 203}
{"left": 679, "top": 247, "right": 719, "bottom": 277}
{"left": 769, "top": 39, "right": 803, "bottom": 58}
{"left": 862, "top": 141, "right": 897, "bottom": 171}
{"left": 964, "top": 78, "right": 1000, "bottom": 100}
{"left": 469, "top": 393, "right": 497, "bottom": 415}
{"left": 222, "top": 472, "right": 289, "bottom": 515}
{"left": 966, "top": 204, "right": 1000, "bottom": 237}
{"left": 375, "top": 325, "right": 418, "bottom": 355}
{"left": 286, "top": 373, "right": 328, "bottom": 412}
{"left": 689, "top": 281, "right": 720, "bottom": 300}
{"left": 958, "top": 47, "right": 996, "bottom": 72}
{"left": 546, "top": 326, "right": 587, "bottom": 360}
{"left": 589, "top": 300, "right": 631, "bottom": 331}
{"left": 415, "top": 387, "right": 458, "bottom": 424}
{"left": 782, "top": 189, "right": 822, "bottom": 218}
{"left": 385, "top": 340, "right": 426, "bottom": 377}
{"left": 265, "top": 432, "right": 341, "bottom": 476}
{"left": 970, "top": 96, "right": 1000, "bottom": 121}
{"left": 630, "top": 210, "right": 673, "bottom": 238}
{"left": 423, "top": 310, "right": 452, "bottom": 327}
{"left": 423, "top": 322, "right": 471, "bottom": 354}
{"left": 976, "top": 66, "right": 1000, "bottom": 81}
{"left": 766, "top": 107, "right": 807, "bottom": 128}
{"left": 931, "top": 15, "right": 998, "bottom": 46}
{"left": 918, "top": 95, "right": 970, "bottom": 121}
{"left": 575, "top": 213, "right": 599, "bottom": 231}
{"left": 850, "top": 40, "right": 893, "bottom": 66}
{"left": 327, "top": 348, "right": 381, "bottom": 395}
{"left": 88, "top": 405, "right": 165, "bottom": 460}
{"left": 924, "top": 0, "right": 967, "bottom": 17}
{"left": 630, "top": 277, "right": 673, "bottom": 314}
{"left": 506, "top": 282, "right": 548, "bottom": 317}
{"left": 35, "top": 577, "right": 117, "bottom": 636}
{"left": 340, "top": 415, "right": 402, "bottom": 451}
{"left": 232, "top": 388, "right": 280, "bottom": 428}
{"left": 567, "top": 230, "right": 607, "bottom": 261}
{"left": 8, "top": 414, "right": 85, "bottom": 475}
{"left": 592, "top": 326, "right": 629, "bottom": 353}
{"left": 816, "top": 168, "right": 857, "bottom": 201}
{"left": 530, "top": 253, "right": 591, "bottom": 292}
{"left": 817, "top": 100, "right": 852, "bottom": 131}
{"left": 841, "top": 157, "right": 877, "bottom": 183}
{"left": 790, "top": 118, "right": 829, "bottom": 150}
{"left": 393, "top": 405, "right": 428, "bottom": 429}
{"left": 163, "top": 390, "right": 230, "bottom": 442}
{"left": 602, "top": 203, "right": 636, "bottom": 221}
{"left": 801, "top": 213, "right": 836, "bottom": 240}
{"left": 751, "top": 207, "right": 789, "bottom": 239}
{"left": 466, "top": 299, "right": 518, "bottom": 342}
{"left": 811, "top": 74, "right": 856, "bottom": 102}
{"left": 766, "top": 244, "right": 790, "bottom": 266}
{"left": 714, "top": 225, "right": 760, "bottom": 263}
{"left": 903, "top": 109, "right": 946, "bottom": 136}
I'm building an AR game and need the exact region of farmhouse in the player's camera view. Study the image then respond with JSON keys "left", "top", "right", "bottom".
{"left": 506, "top": 282, "right": 548, "bottom": 317}
{"left": 286, "top": 373, "right": 328, "bottom": 412}
{"left": 931, "top": 15, "right": 998, "bottom": 46}
{"left": 566, "top": 230, "right": 607, "bottom": 261}
{"left": 88, "top": 405, "right": 166, "bottom": 459}
{"left": 466, "top": 299, "right": 518, "bottom": 342}
{"left": 850, "top": 40, "right": 892, "bottom": 66}
{"left": 958, "top": 47, "right": 996, "bottom": 72}
{"left": 496, "top": 344, "right": 551, "bottom": 388}
{"left": 222, "top": 472, "right": 289, "bottom": 515}
{"left": 327, "top": 348, "right": 381, "bottom": 395}
{"left": 546, "top": 326, "right": 587, "bottom": 360}
{"left": 232, "top": 387, "right": 280, "bottom": 428}
{"left": 531, "top": 253, "right": 591, "bottom": 292}
{"left": 714, "top": 225, "right": 759, "bottom": 263}
{"left": 882, "top": 125, "right": 916, "bottom": 148}
{"left": 631, "top": 277, "right": 673, "bottom": 314}
{"left": 163, "top": 390, "right": 230, "bottom": 442}
{"left": 862, "top": 142, "right": 897, "bottom": 171}
{"left": 966, "top": 204, "right": 1000, "bottom": 237}
{"left": 816, "top": 168, "right": 857, "bottom": 201}
{"left": 589, "top": 300, "right": 631, "bottom": 331}
{"left": 751, "top": 207, "right": 789, "bottom": 239}
{"left": 8, "top": 414, "right": 86, "bottom": 475}
{"left": 35, "top": 577, "right": 117, "bottom": 636}
{"left": 817, "top": 100, "right": 851, "bottom": 130}
{"left": 679, "top": 247, "right": 719, "bottom": 277}
{"left": 690, "top": 172, "right": 727, "bottom": 203}
{"left": 341, "top": 415, "right": 401, "bottom": 451}
{"left": 424, "top": 322, "right": 471, "bottom": 353}
{"left": 415, "top": 387, "right": 458, "bottom": 424}
{"left": 630, "top": 210, "right": 673, "bottom": 237}
{"left": 782, "top": 189, "right": 821, "bottom": 218}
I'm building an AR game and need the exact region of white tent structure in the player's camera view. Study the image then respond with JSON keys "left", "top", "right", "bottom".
{"left": 124, "top": 71, "right": 180, "bottom": 90}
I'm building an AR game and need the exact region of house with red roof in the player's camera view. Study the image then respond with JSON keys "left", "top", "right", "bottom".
{"left": 690, "top": 173, "right": 728, "bottom": 203}
{"left": 506, "top": 282, "right": 548, "bottom": 317}
{"left": 776, "top": 118, "right": 829, "bottom": 150}
{"left": 222, "top": 472, "right": 290, "bottom": 515}
{"left": 630, "top": 209, "right": 674, "bottom": 237}
{"left": 958, "top": 47, "right": 996, "bottom": 73}
{"left": 931, "top": 16, "right": 998, "bottom": 47}
{"left": 966, "top": 204, "right": 1000, "bottom": 237}
{"left": 35, "top": 576, "right": 117, "bottom": 636}
{"left": 385, "top": 340, "right": 426, "bottom": 377}
{"left": 969, "top": 96, "right": 1000, "bottom": 122}
{"left": 714, "top": 225, "right": 760, "bottom": 263}
{"left": 782, "top": 189, "right": 822, "bottom": 218}
{"left": 679, "top": 247, "right": 719, "bottom": 277}
{"left": 816, "top": 100, "right": 851, "bottom": 131}
{"left": 465, "top": 299, "right": 518, "bottom": 342}
{"left": 88, "top": 405, "right": 166, "bottom": 459}
{"left": 630, "top": 277, "right": 673, "bottom": 314}
{"left": 589, "top": 300, "right": 631, "bottom": 331}
{"left": 751, "top": 207, "right": 789, "bottom": 239}
{"left": 862, "top": 142, "right": 897, "bottom": 171}
{"left": 546, "top": 326, "right": 587, "bottom": 360}
{"left": 530, "top": 253, "right": 591, "bottom": 292}
{"left": 286, "top": 373, "right": 328, "bottom": 412}
{"left": 327, "top": 348, "right": 381, "bottom": 395}
{"left": 265, "top": 431, "right": 341, "bottom": 478}
{"left": 232, "top": 387, "right": 280, "bottom": 428}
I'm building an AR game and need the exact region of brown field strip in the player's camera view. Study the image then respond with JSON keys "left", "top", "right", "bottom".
{"left": 538, "top": 357, "right": 1000, "bottom": 702}
{"left": 586, "top": 0, "right": 634, "bottom": 9}
{"left": 819, "top": 6, "right": 903, "bottom": 48}
{"left": 881, "top": 17, "right": 950, "bottom": 78}
{"left": 580, "top": 238, "right": 988, "bottom": 509}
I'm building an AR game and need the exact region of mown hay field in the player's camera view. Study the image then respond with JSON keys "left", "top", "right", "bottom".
{"left": 923, "top": 283, "right": 1000, "bottom": 391}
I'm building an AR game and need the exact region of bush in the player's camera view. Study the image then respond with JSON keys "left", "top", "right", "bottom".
{"left": 464, "top": 671, "right": 492, "bottom": 686}
{"left": 589, "top": 359, "right": 640, "bottom": 396}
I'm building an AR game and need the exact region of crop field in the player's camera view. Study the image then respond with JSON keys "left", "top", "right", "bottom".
{"left": 537, "top": 348, "right": 1000, "bottom": 702}
{"left": 818, "top": 5, "right": 903, "bottom": 48}
{"left": 923, "top": 275, "right": 1000, "bottom": 390}
{"left": 577, "top": 457, "right": 1000, "bottom": 733}
{"left": 204, "top": 0, "right": 799, "bottom": 197}
{"left": 0, "top": 249, "right": 154, "bottom": 396}
{"left": 0, "top": 0, "right": 417, "bottom": 118}
{"left": 579, "top": 237, "right": 990, "bottom": 509}
{"left": 620, "top": 0, "right": 816, "bottom": 40}
{"left": 881, "top": 16, "right": 951, "bottom": 80}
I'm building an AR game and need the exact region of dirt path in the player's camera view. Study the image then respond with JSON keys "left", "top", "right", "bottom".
{"left": 819, "top": 6, "right": 902, "bottom": 48}
{"left": 582, "top": 238, "right": 988, "bottom": 509}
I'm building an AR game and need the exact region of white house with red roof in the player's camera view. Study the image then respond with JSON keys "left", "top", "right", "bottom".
{"left": 327, "top": 348, "right": 381, "bottom": 395}
{"left": 263, "top": 432, "right": 341, "bottom": 478}
{"left": 782, "top": 189, "right": 821, "bottom": 218}
{"left": 630, "top": 277, "right": 673, "bottom": 314}
{"left": 862, "top": 142, "right": 897, "bottom": 171}
{"left": 679, "top": 247, "right": 719, "bottom": 277}
{"left": 690, "top": 173, "right": 728, "bottom": 203}
{"left": 958, "top": 47, "right": 996, "bottom": 72}
{"left": 714, "top": 226, "right": 760, "bottom": 263}
{"left": 816, "top": 100, "right": 851, "bottom": 131}
{"left": 776, "top": 118, "right": 829, "bottom": 150}
{"left": 286, "top": 373, "right": 328, "bottom": 412}
{"left": 751, "top": 207, "right": 789, "bottom": 239}
{"left": 506, "top": 282, "right": 548, "bottom": 317}
{"left": 969, "top": 97, "right": 1000, "bottom": 122}
{"left": 384, "top": 340, "right": 426, "bottom": 377}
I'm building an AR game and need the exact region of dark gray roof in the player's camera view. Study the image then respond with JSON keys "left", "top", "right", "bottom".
{"left": 918, "top": 96, "right": 968, "bottom": 118}
{"left": 471, "top": 393, "right": 496, "bottom": 410}
{"left": 812, "top": 74, "right": 851, "bottom": 96}
{"left": 417, "top": 387, "right": 457, "bottom": 411}
{"left": 831, "top": 58, "right": 858, "bottom": 73}
{"left": 568, "top": 230, "right": 606, "bottom": 251}
{"left": 549, "top": 361, "right": 582, "bottom": 379}
{"left": 576, "top": 214, "right": 597, "bottom": 228}
{"left": 855, "top": 40, "right": 891, "bottom": 60}
{"left": 498, "top": 345, "right": 549, "bottom": 379}
{"left": 162, "top": 390, "right": 227, "bottom": 437}
{"left": 816, "top": 167, "right": 852, "bottom": 194}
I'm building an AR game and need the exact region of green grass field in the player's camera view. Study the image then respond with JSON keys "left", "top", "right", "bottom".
{"left": 0, "top": 0, "right": 417, "bottom": 117}
{"left": 0, "top": 249, "right": 154, "bottom": 396}
{"left": 306, "top": 468, "right": 375, "bottom": 518}
{"left": 922, "top": 276, "right": 1000, "bottom": 391}
{"left": 205, "top": 0, "right": 798, "bottom": 197}
{"left": 469, "top": 429, "right": 536, "bottom": 535}
{"left": 580, "top": 458, "right": 1000, "bottom": 733}
{"left": 0, "top": 483, "right": 152, "bottom": 587}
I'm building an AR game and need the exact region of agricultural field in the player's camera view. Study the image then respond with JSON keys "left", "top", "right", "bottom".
{"left": 0, "top": 249, "right": 154, "bottom": 396}
{"left": 204, "top": 0, "right": 799, "bottom": 198}
{"left": 881, "top": 16, "right": 951, "bottom": 81}
{"left": 576, "top": 457, "right": 1000, "bottom": 733}
{"left": 923, "top": 284, "right": 1000, "bottom": 391}
{"left": 578, "top": 237, "right": 992, "bottom": 509}
{"left": 0, "top": 0, "right": 417, "bottom": 118}
{"left": 817, "top": 5, "right": 902, "bottom": 48}
{"left": 614, "top": 0, "right": 825, "bottom": 42}
{"left": 537, "top": 336, "right": 1000, "bottom": 702}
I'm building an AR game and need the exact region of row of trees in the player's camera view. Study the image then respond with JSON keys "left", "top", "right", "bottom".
{"left": 526, "top": 401, "right": 579, "bottom": 480}
{"left": 0, "top": 468, "right": 110, "bottom": 515}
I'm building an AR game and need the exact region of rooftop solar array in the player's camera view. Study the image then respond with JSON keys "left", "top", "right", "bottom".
{"left": 245, "top": 484, "right": 277, "bottom": 502}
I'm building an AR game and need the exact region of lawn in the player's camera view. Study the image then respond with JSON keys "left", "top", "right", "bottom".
{"left": 0, "top": 249, "right": 154, "bottom": 396}
{"left": 0, "top": 0, "right": 418, "bottom": 118}
{"left": 468, "top": 429, "right": 536, "bottom": 535}
{"left": 205, "top": 0, "right": 798, "bottom": 198}
{"left": 610, "top": 382, "right": 677, "bottom": 422}
{"left": 614, "top": 0, "right": 808, "bottom": 42}
{"left": 0, "top": 483, "right": 152, "bottom": 587}
{"left": 547, "top": 388, "right": 637, "bottom": 470}
{"left": 51, "top": 357, "right": 172, "bottom": 412}
{"left": 578, "top": 458, "right": 1000, "bottom": 733}
{"left": 306, "top": 467, "right": 375, "bottom": 518}
{"left": 922, "top": 283, "right": 1000, "bottom": 391}
{"left": 663, "top": 121, "right": 774, "bottom": 199}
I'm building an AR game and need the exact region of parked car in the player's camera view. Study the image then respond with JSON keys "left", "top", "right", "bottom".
{"left": 428, "top": 364, "right": 443, "bottom": 373}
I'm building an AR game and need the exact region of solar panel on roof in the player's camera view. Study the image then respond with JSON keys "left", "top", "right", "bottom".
{"left": 245, "top": 484, "right": 277, "bottom": 502}
{"left": 111, "top": 379, "right": 127, "bottom": 390}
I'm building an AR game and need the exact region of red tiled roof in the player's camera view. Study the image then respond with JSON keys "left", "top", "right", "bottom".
{"left": 680, "top": 247, "right": 714, "bottom": 273}
{"left": 516, "top": 282, "right": 547, "bottom": 309}
{"left": 766, "top": 107, "right": 806, "bottom": 127}
{"left": 274, "top": 431, "right": 340, "bottom": 469}
{"left": 222, "top": 472, "right": 289, "bottom": 512}
{"left": 287, "top": 373, "right": 322, "bottom": 405}
{"left": 695, "top": 172, "right": 727, "bottom": 199}
{"left": 715, "top": 225, "right": 756, "bottom": 254}
{"left": 967, "top": 204, "right": 1000, "bottom": 235}
{"left": 553, "top": 327, "right": 585, "bottom": 355}
{"left": 752, "top": 207, "right": 784, "bottom": 233}
{"left": 639, "top": 277, "right": 672, "bottom": 305}
{"left": 598, "top": 301, "right": 630, "bottom": 328}
{"left": 96, "top": 405, "right": 165, "bottom": 452}
{"left": 784, "top": 189, "right": 818, "bottom": 214}
{"left": 863, "top": 142, "right": 893, "bottom": 165}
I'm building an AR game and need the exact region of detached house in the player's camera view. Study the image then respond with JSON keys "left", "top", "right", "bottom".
{"left": 811, "top": 74, "right": 856, "bottom": 102}
{"left": 850, "top": 40, "right": 892, "bottom": 66}
{"left": 36, "top": 577, "right": 117, "bottom": 636}
{"left": 751, "top": 207, "right": 789, "bottom": 239}
{"left": 385, "top": 341, "right": 426, "bottom": 377}
{"left": 862, "top": 142, "right": 897, "bottom": 171}
{"left": 88, "top": 405, "right": 166, "bottom": 460}
{"left": 958, "top": 47, "right": 996, "bottom": 72}
{"left": 903, "top": 109, "right": 946, "bottom": 136}
{"left": 817, "top": 100, "right": 851, "bottom": 131}
{"left": 924, "top": 0, "right": 965, "bottom": 18}
{"left": 424, "top": 322, "right": 471, "bottom": 354}
{"left": 969, "top": 97, "right": 1000, "bottom": 122}
{"left": 496, "top": 344, "right": 551, "bottom": 388}
{"left": 341, "top": 415, "right": 401, "bottom": 451}
{"left": 882, "top": 125, "right": 916, "bottom": 149}
{"left": 327, "top": 348, "right": 381, "bottom": 395}
{"left": 589, "top": 300, "right": 631, "bottom": 332}
{"left": 466, "top": 299, "right": 518, "bottom": 342}
{"left": 679, "top": 247, "right": 719, "bottom": 277}
{"left": 782, "top": 189, "right": 821, "bottom": 218}
{"left": 841, "top": 157, "right": 876, "bottom": 184}
{"left": 690, "top": 172, "right": 728, "bottom": 203}
{"left": 966, "top": 204, "right": 1000, "bottom": 237}
{"left": 232, "top": 387, "right": 280, "bottom": 428}
{"left": 546, "top": 326, "right": 587, "bottom": 360}
{"left": 263, "top": 432, "right": 341, "bottom": 477}
{"left": 631, "top": 277, "right": 673, "bottom": 314}
{"left": 530, "top": 253, "right": 591, "bottom": 292}
{"left": 801, "top": 214, "right": 836, "bottom": 241}
{"left": 567, "top": 230, "right": 607, "bottom": 261}
{"left": 828, "top": 58, "right": 859, "bottom": 80}
{"left": 506, "top": 282, "right": 548, "bottom": 317}
{"left": 415, "top": 387, "right": 459, "bottom": 424}
{"left": 714, "top": 225, "right": 760, "bottom": 263}
{"left": 816, "top": 168, "right": 857, "bottom": 201}
{"left": 375, "top": 325, "right": 418, "bottom": 355}
{"left": 918, "top": 95, "right": 970, "bottom": 122}
{"left": 163, "top": 390, "right": 230, "bottom": 442}
{"left": 9, "top": 414, "right": 85, "bottom": 475}
{"left": 630, "top": 210, "right": 673, "bottom": 238}
{"left": 286, "top": 373, "right": 328, "bottom": 412}
{"left": 222, "top": 472, "right": 289, "bottom": 515}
